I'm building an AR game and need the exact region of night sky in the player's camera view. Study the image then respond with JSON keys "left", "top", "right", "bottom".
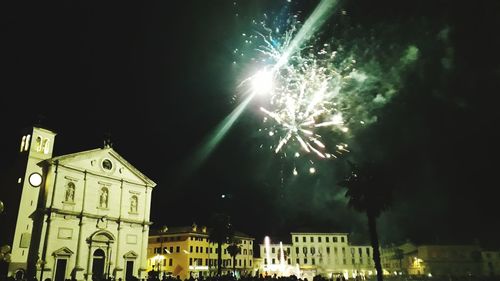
{"left": 1, "top": 0, "right": 500, "bottom": 249}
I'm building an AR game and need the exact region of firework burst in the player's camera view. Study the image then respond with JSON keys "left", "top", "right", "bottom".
{"left": 237, "top": 17, "right": 362, "bottom": 174}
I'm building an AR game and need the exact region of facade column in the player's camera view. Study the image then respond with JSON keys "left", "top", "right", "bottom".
{"left": 86, "top": 242, "right": 93, "bottom": 281}
{"left": 139, "top": 186, "right": 150, "bottom": 279}
{"left": 39, "top": 162, "right": 59, "bottom": 281}
{"left": 114, "top": 179, "right": 125, "bottom": 280}
{"left": 74, "top": 171, "right": 87, "bottom": 280}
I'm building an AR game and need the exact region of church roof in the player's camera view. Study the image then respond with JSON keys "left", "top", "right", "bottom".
{"left": 41, "top": 147, "right": 156, "bottom": 187}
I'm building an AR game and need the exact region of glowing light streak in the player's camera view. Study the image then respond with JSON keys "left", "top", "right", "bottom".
{"left": 296, "top": 135, "right": 311, "bottom": 152}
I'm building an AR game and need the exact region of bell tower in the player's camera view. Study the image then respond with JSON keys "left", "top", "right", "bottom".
{"left": 8, "top": 127, "right": 56, "bottom": 275}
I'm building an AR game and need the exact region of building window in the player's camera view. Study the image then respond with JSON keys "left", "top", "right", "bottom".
{"left": 244, "top": 249, "right": 247, "bottom": 255}
{"left": 341, "top": 237, "right": 345, "bottom": 243}
{"left": 272, "top": 258, "right": 275, "bottom": 264}
{"left": 35, "top": 136, "right": 42, "bottom": 152}
{"left": 169, "top": 259, "right": 173, "bottom": 266}
{"left": 20, "top": 136, "right": 26, "bottom": 152}
{"left": 333, "top": 237, "right": 338, "bottom": 242}
{"left": 303, "top": 237, "right": 306, "bottom": 242}
{"left": 24, "top": 135, "right": 31, "bottom": 152}
{"left": 295, "top": 237, "right": 298, "bottom": 242}
{"left": 176, "top": 246, "right": 180, "bottom": 253}
{"left": 42, "top": 138, "right": 50, "bottom": 154}
{"left": 296, "top": 258, "right": 299, "bottom": 264}
{"left": 311, "top": 247, "right": 315, "bottom": 255}
{"left": 190, "top": 246, "right": 193, "bottom": 252}
{"left": 310, "top": 237, "right": 314, "bottom": 242}
{"left": 65, "top": 182, "right": 75, "bottom": 202}
{"left": 189, "top": 258, "right": 192, "bottom": 266}
{"left": 312, "top": 258, "right": 315, "bottom": 265}
{"left": 358, "top": 248, "right": 362, "bottom": 256}
{"left": 326, "top": 237, "right": 329, "bottom": 243}
{"left": 272, "top": 248, "right": 275, "bottom": 254}
{"left": 196, "top": 246, "right": 199, "bottom": 253}
{"left": 366, "top": 248, "right": 370, "bottom": 256}
{"left": 303, "top": 247, "right": 308, "bottom": 254}
{"left": 318, "top": 237, "right": 322, "bottom": 243}
{"left": 250, "top": 260, "right": 252, "bottom": 267}
{"left": 304, "top": 258, "right": 307, "bottom": 264}
{"left": 296, "top": 247, "right": 299, "bottom": 254}
{"left": 326, "top": 247, "right": 330, "bottom": 254}
{"left": 169, "top": 247, "right": 173, "bottom": 253}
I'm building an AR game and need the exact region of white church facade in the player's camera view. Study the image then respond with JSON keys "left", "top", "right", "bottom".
{"left": 9, "top": 127, "right": 156, "bottom": 281}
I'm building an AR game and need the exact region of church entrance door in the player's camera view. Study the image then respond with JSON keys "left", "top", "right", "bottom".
{"left": 126, "top": 260, "right": 134, "bottom": 281}
{"left": 54, "top": 259, "right": 67, "bottom": 281}
{"left": 92, "top": 249, "right": 105, "bottom": 281}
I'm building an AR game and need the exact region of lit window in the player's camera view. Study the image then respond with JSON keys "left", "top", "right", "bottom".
{"left": 24, "top": 135, "right": 31, "bottom": 151}
{"left": 20, "top": 136, "right": 26, "bottom": 152}
{"left": 35, "top": 136, "right": 42, "bottom": 152}
{"left": 42, "top": 138, "right": 49, "bottom": 154}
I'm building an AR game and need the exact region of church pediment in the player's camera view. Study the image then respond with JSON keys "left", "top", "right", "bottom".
{"left": 43, "top": 148, "right": 156, "bottom": 187}
{"left": 53, "top": 247, "right": 74, "bottom": 257}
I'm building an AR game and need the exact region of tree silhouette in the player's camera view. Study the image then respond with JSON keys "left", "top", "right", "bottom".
{"left": 208, "top": 213, "right": 234, "bottom": 276}
{"left": 339, "top": 161, "right": 393, "bottom": 281}
{"left": 226, "top": 238, "right": 241, "bottom": 276}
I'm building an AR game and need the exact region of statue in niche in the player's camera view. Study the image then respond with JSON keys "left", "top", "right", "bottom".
{"left": 130, "top": 195, "right": 138, "bottom": 213}
{"left": 65, "top": 182, "right": 75, "bottom": 202}
{"left": 99, "top": 187, "right": 108, "bottom": 208}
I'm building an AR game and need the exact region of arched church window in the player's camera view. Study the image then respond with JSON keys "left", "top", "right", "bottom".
{"left": 130, "top": 195, "right": 138, "bottom": 213}
{"left": 99, "top": 187, "right": 109, "bottom": 208}
{"left": 65, "top": 182, "right": 75, "bottom": 202}
{"left": 20, "top": 136, "right": 26, "bottom": 152}
{"left": 24, "top": 135, "right": 31, "bottom": 151}
{"left": 35, "top": 136, "right": 42, "bottom": 152}
{"left": 42, "top": 138, "right": 50, "bottom": 154}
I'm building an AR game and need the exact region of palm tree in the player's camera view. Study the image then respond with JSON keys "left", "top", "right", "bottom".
{"left": 339, "top": 161, "right": 393, "bottom": 281}
{"left": 227, "top": 239, "right": 241, "bottom": 276}
{"left": 208, "top": 213, "right": 234, "bottom": 276}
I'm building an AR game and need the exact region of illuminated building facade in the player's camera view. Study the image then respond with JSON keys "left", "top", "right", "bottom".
{"left": 382, "top": 243, "right": 485, "bottom": 277}
{"left": 482, "top": 250, "right": 500, "bottom": 276}
{"left": 147, "top": 224, "right": 254, "bottom": 280}
{"left": 259, "top": 232, "right": 374, "bottom": 280}
{"left": 8, "top": 127, "right": 156, "bottom": 281}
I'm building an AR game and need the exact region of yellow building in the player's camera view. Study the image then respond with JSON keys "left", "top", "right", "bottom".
{"left": 382, "top": 243, "right": 483, "bottom": 277}
{"left": 482, "top": 250, "right": 500, "bottom": 276}
{"left": 380, "top": 242, "right": 417, "bottom": 275}
{"left": 147, "top": 224, "right": 254, "bottom": 280}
